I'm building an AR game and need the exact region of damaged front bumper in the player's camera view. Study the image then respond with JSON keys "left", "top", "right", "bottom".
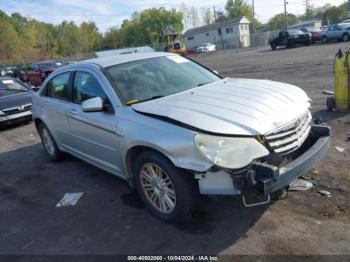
{"left": 195, "top": 125, "right": 331, "bottom": 197}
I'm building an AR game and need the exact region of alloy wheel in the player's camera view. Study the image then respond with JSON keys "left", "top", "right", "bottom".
{"left": 42, "top": 128, "right": 55, "bottom": 156}
{"left": 139, "top": 163, "right": 176, "bottom": 214}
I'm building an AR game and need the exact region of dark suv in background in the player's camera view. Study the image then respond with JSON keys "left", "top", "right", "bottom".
{"left": 269, "top": 29, "right": 311, "bottom": 50}
{"left": 26, "top": 61, "right": 62, "bottom": 87}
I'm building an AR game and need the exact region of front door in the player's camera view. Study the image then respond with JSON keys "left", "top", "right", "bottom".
{"left": 65, "top": 70, "right": 122, "bottom": 176}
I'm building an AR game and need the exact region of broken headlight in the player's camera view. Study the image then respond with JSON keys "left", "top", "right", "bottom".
{"left": 194, "top": 133, "right": 269, "bottom": 169}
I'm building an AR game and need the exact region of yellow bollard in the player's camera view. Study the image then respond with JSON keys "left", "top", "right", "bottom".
{"left": 334, "top": 49, "right": 350, "bottom": 112}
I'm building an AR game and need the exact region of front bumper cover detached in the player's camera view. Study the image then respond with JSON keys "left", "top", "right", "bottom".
{"left": 254, "top": 125, "right": 331, "bottom": 195}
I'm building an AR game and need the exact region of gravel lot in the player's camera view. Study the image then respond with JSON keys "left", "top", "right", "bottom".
{"left": 0, "top": 42, "right": 349, "bottom": 256}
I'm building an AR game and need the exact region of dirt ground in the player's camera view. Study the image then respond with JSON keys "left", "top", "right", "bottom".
{"left": 0, "top": 42, "right": 349, "bottom": 257}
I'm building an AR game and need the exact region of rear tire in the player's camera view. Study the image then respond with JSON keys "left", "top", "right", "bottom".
{"left": 327, "top": 97, "right": 335, "bottom": 112}
{"left": 343, "top": 33, "right": 349, "bottom": 42}
{"left": 133, "top": 151, "right": 198, "bottom": 222}
{"left": 271, "top": 42, "right": 277, "bottom": 50}
{"left": 38, "top": 123, "right": 63, "bottom": 161}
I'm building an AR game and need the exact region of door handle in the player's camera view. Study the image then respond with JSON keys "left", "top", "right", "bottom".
{"left": 43, "top": 101, "right": 50, "bottom": 106}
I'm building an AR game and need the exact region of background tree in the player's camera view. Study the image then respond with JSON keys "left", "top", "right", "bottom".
{"left": 0, "top": 19, "right": 21, "bottom": 63}
{"left": 225, "top": 0, "right": 253, "bottom": 20}
{"left": 201, "top": 8, "right": 213, "bottom": 25}
{"left": 268, "top": 13, "right": 298, "bottom": 30}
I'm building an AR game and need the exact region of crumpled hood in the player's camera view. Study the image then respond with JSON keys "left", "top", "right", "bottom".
{"left": 132, "top": 78, "right": 311, "bottom": 136}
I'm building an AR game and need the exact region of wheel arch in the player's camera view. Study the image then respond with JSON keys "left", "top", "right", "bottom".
{"left": 34, "top": 117, "right": 43, "bottom": 131}
{"left": 125, "top": 145, "right": 178, "bottom": 184}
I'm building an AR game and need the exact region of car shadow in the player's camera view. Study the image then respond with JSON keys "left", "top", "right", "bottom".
{"left": 313, "top": 110, "right": 349, "bottom": 123}
{"left": 0, "top": 143, "right": 268, "bottom": 255}
{"left": 0, "top": 120, "right": 33, "bottom": 132}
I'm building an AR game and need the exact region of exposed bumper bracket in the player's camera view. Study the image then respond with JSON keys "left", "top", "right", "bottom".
{"left": 242, "top": 194, "right": 270, "bottom": 207}
{"left": 256, "top": 125, "right": 331, "bottom": 195}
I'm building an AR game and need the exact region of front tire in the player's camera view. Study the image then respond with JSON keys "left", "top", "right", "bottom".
{"left": 38, "top": 123, "right": 62, "bottom": 161}
{"left": 322, "top": 36, "right": 328, "bottom": 44}
{"left": 133, "top": 151, "right": 198, "bottom": 222}
{"left": 343, "top": 33, "right": 349, "bottom": 42}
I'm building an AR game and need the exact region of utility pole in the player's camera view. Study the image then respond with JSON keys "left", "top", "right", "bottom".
{"left": 252, "top": 0, "right": 255, "bottom": 32}
{"left": 213, "top": 6, "right": 217, "bottom": 22}
{"left": 284, "top": 0, "right": 288, "bottom": 30}
{"left": 305, "top": 0, "right": 310, "bottom": 19}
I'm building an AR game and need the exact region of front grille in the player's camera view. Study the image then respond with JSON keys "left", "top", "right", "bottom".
{"left": 2, "top": 104, "right": 32, "bottom": 115}
{"left": 266, "top": 112, "right": 312, "bottom": 155}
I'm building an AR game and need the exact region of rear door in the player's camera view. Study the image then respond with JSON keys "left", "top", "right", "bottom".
{"left": 40, "top": 71, "right": 73, "bottom": 146}
{"left": 64, "top": 70, "right": 122, "bottom": 175}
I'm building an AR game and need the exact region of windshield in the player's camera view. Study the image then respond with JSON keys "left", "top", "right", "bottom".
{"left": 105, "top": 56, "right": 221, "bottom": 105}
{"left": 305, "top": 27, "right": 320, "bottom": 32}
{"left": 0, "top": 79, "right": 28, "bottom": 96}
{"left": 288, "top": 29, "right": 304, "bottom": 35}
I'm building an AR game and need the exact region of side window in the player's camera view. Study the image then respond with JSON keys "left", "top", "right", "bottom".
{"left": 48, "top": 72, "right": 71, "bottom": 101}
{"left": 40, "top": 80, "right": 51, "bottom": 97}
{"left": 32, "top": 64, "right": 39, "bottom": 71}
{"left": 73, "top": 71, "right": 108, "bottom": 105}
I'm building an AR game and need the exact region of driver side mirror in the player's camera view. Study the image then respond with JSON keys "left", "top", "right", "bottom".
{"left": 81, "top": 97, "right": 103, "bottom": 112}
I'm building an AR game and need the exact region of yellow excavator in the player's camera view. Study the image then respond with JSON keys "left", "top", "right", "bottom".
{"left": 163, "top": 33, "right": 187, "bottom": 55}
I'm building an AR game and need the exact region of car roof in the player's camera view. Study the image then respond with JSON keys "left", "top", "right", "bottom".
{"left": 34, "top": 60, "right": 57, "bottom": 65}
{"left": 83, "top": 52, "right": 172, "bottom": 68}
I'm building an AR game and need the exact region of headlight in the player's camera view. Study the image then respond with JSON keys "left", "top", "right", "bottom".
{"left": 0, "top": 111, "right": 5, "bottom": 116}
{"left": 194, "top": 133, "right": 269, "bottom": 169}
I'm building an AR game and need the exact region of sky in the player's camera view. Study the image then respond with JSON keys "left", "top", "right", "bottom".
{"left": 0, "top": 0, "right": 346, "bottom": 32}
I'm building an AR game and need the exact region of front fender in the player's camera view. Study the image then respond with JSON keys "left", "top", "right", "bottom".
{"left": 118, "top": 108, "right": 213, "bottom": 178}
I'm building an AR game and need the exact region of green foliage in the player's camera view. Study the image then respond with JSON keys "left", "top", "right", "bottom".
{"left": 268, "top": 13, "right": 298, "bottom": 30}
{"left": 0, "top": 8, "right": 183, "bottom": 64}
{"left": 225, "top": 0, "right": 253, "bottom": 20}
{"left": 224, "top": 0, "right": 260, "bottom": 31}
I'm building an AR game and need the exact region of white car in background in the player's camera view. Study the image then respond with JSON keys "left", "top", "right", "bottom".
{"left": 196, "top": 43, "right": 216, "bottom": 53}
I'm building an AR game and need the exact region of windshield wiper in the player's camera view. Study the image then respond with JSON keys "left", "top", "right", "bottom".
{"left": 127, "top": 95, "right": 164, "bottom": 105}
{"left": 197, "top": 81, "right": 212, "bottom": 87}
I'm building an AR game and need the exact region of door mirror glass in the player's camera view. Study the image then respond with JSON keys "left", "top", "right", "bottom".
{"left": 81, "top": 97, "right": 103, "bottom": 112}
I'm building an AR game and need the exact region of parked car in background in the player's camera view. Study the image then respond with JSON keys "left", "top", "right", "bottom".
{"left": 300, "top": 27, "right": 321, "bottom": 43}
{"left": 32, "top": 52, "right": 330, "bottom": 222}
{"left": 320, "top": 24, "right": 350, "bottom": 43}
{"left": 26, "top": 61, "right": 62, "bottom": 87}
{"left": 0, "top": 65, "right": 5, "bottom": 77}
{"left": 0, "top": 77, "right": 33, "bottom": 126}
{"left": 196, "top": 43, "right": 216, "bottom": 53}
{"left": 5, "top": 67, "right": 17, "bottom": 78}
{"left": 269, "top": 29, "right": 311, "bottom": 50}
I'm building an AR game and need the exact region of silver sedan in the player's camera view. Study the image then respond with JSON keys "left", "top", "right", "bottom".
{"left": 32, "top": 52, "right": 330, "bottom": 222}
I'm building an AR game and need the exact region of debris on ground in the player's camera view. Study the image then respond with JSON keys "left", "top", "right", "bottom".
{"left": 334, "top": 146, "right": 345, "bottom": 153}
{"left": 319, "top": 190, "right": 331, "bottom": 197}
{"left": 289, "top": 179, "right": 313, "bottom": 191}
{"left": 301, "top": 175, "right": 311, "bottom": 180}
{"left": 322, "top": 90, "right": 334, "bottom": 95}
{"left": 56, "top": 192, "right": 84, "bottom": 207}
{"left": 22, "top": 241, "right": 34, "bottom": 250}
